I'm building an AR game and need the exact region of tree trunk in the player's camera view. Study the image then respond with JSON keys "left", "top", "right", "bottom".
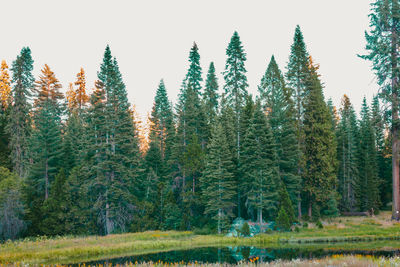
{"left": 218, "top": 208, "right": 221, "bottom": 234}
{"left": 45, "top": 158, "right": 49, "bottom": 200}
{"left": 297, "top": 192, "right": 302, "bottom": 219}
{"left": 192, "top": 175, "right": 195, "bottom": 193}
{"left": 392, "top": 106, "right": 400, "bottom": 220}
{"left": 106, "top": 202, "right": 112, "bottom": 235}
{"left": 392, "top": 20, "right": 400, "bottom": 221}
{"left": 308, "top": 199, "right": 312, "bottom": 218}
{"left": 237, "top": 113, "right": 241, "bottom": 218}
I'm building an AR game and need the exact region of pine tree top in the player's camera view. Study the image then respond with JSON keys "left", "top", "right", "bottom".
{"left": 11, "top": 47, "right": 34, "bottom": 97}
{"left": 185, "top": 42, "right": 202, "bottom": 95}
{"left": 223, "top": 31, "right": 248, "bottom": 111}
{"left": 34, "top": 64, "right": 63, "bottom": 108}
{"left": 0, "top": 60, "right": 12, "bottom": 109}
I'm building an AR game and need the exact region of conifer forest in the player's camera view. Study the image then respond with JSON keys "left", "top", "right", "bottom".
{"left": 0, "top": 0, "right": 399, "bottom": 242}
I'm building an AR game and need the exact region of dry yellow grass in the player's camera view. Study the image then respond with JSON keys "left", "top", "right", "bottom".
{"left": 1, "top": 212, "right": 400, "bottom": 265}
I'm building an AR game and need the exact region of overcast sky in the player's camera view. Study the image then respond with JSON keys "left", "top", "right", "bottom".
{"left": 1, "top": 0, "right": 377, "bottom": 118}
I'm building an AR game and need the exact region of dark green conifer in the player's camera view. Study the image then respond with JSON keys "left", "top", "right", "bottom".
{"left": 201, "top": 122, "right": 236, "bottom": 233}
{"left": 355, "top": 98, "right": 381, "bottom": 212}
{"left": 241, "top": 101, "right": 280, "bottom": 222}
{"left": 361, "top": 0, "right": 400, "bottom": 219}
{"left": 7, "top": 47, "right": 34, "bottom": 178}
{"left": 303, "top": 63, "right": 337, "bottom": 218}
{"left": 336, "top": 95, "right": 359, "bottom": 211}
{"left": 260, "top": 55, "right": 300, "bottom": 213}
{"left": 203, "top": 62, "right": 219, "bottom": 125}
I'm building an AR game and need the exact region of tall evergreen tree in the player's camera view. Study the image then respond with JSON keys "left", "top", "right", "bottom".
{"left": 303, "top": 61, "right": 337, "bottom": 218}
{"left": 336, "top": 95, "right": 359, "bottom": 211}
{"left": 7, "top": 47, "right": 34, "bottom": 178}
{"left": 185, "top": 42, "right": 202, "bottom": 95}
{"left": 63, "top": 69, "right": 89, "bottom": 173}
{"left": 25, "top": 64, "right": 64, "bottom": 234}
{"left": 139, "top": 80, "right": 175, "bottom": 229}
{"left": 0, "top": 60, "right": 12, "bottom": 169}
{"left": 200, "top": 121, "right": 236, "bottom": 233}
{"left": 371, "top": 95, "right": 391, "bottom": 207}
{"left": 241, "top": 101, "right": 280, "bottom": 222}
{"left": 0, "top": 60, "right": 12, "bottom": 109}
{"left": 355, "top": 98, "right": 381, "bottom": 212}
{"left": 85, "top": 46, "right": 140, "bottom": 235}
{"left": 285, "top": 26, "right": 310, "bottom": 218}
{"left": 259, "top": 55, "right": 300, "bottom": 213}
{"left": 223, "top": 31, "right": 248, "bottom": 217}
{"left": 203, "top": 62, "right": 219, "bottom": 136}
{"left": 150, "top": 79, "right": 175, "bottom": 167}
{"left": 361, "top": 0, "right": 400, "bottom": 219}
{"left": 0, "top": 167, "right": 25, "bottom": 240}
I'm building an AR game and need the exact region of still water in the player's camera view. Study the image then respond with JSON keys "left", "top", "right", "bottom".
{"left": 81, "top": 245, "right": 400, "bottom": 265}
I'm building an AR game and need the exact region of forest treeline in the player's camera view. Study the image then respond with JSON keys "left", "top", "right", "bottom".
{"left": 0, "top": 19, "right": 394, "bottom": 239}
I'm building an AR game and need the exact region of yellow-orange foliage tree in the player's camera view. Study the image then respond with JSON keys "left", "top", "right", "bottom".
{"left": 0, "top": 60, "right": 12, "bottom": 109}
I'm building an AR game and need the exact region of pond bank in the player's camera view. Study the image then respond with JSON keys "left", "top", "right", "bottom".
{"left": 1, "top": 222, "right": 400, "bottom": 265}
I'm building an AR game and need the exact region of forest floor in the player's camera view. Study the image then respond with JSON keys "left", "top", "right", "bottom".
{"left": 1, "top": 211, "right": 400, "bottom": 265}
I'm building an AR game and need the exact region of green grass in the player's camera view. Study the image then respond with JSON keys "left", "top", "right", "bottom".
{"left": 1, "top": 222, "right": 400, "bottom": 265}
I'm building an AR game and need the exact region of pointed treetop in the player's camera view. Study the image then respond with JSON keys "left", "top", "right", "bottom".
{"left": 185, "top": 42, "right": 202, "bottom": 95}
{"left": 223, "top": 31, "right": 248, "bottom": 109}
{"left": 11, "top": 47, "right": 34, "bottom": 93}
{"left": 34, "top": 64, "right": 63, "bottom": 107}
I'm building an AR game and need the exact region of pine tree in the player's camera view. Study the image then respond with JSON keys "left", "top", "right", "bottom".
{"left": 203, "top": 62, "right": 219, "bottom": 125}
{"left": 371, "top": 95, "right": 391, "bottom": 207}
{"left": 185, "top": 42, "right": 202, "bottom": 95}
{"left": 140, "top": 80, "right": 175, "bottom": 228}
{"left": 278, "top": 182, "right": 296, "bottom": 225}
{"left": 7, "top": 47, "right": 34, "bottom": 178}
{"left": 0, "top": 167, "right": 25, "bottom": 240}
{"left": 223, "top": 31, "right": 248, "bottom": 217}
{"left": 85, "top": 46, "right": 140, "bottom": 235}
{"left": 74, "top": 68, "right": 89, "bottom": 110}
{"left": 25, "top": 64, "right": 64, "bottom": 234}
{"left": 355, "top": 98, "right": 381, "bottom": 212}
{"left": 303, "top": 61, "right": 337, "bottom": 218}
{"left": 64, "top": 68, "right": 90, "bottom": 173}
{"left": 286, "top": 25, "right": 310, "bottom": 124}
{"left": 336, "top": 95, "right": 359, "bottom": 211}
{"left": 327, "top": 98, "right": 339, "bottom": 131}
{"left": 30, "top": 64, "right": 64, "bottom": 200}
{"left": 276, "top": 207, "right": 290, "bottom": 231}
{"left": 150, "top": 79, "right": 175, "bottom": 168}
{"left": 0, "top": 60, "right": 12, "bottom": 109}
{"left": 0, "top": 60, "right": 12, "bottom": 169}
{"left": 241, "top": 101, "right": 280, "bottom": 222}
{"left": 285, "top": 26, "right": 310, "bottom": 218}
{"left": 40, "top": 168, "right": 69, "bottom": 235}
{"left": 259, "top": 55, "right": 300, "bottom": 214}
{"left": 361, "top": 0, "right": 400, "bottom": 220}
{"left": 200, "top": 121, "right": 236, "bottom": 233}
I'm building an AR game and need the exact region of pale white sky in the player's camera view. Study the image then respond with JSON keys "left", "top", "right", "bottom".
{"left": 1, "top": 0, "right": 377, "bottom": 118}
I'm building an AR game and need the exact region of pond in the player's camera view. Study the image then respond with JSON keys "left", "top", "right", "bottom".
{"left": 80, "top": 243, "right": 400, "bottom": 265}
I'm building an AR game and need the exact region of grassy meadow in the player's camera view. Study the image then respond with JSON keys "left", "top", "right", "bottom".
{"left": 1, "top": 212, "right": 400, "bottom": 265}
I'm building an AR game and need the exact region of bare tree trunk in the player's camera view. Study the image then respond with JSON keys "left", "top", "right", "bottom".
{"left": 237, "top": 113, "right": 241, "bottom": 218}
{"left": 192, "top": 175, "right": 195, "bottom": 193}
{"left": 297, "top": 192, "right": 302, "bottom": 219}
{"left": 218, "top": 208, "right": 221, "bottom": 234}
{"left": 45, "top": 158, "right": 49, "bottom": 200}
{"left": 106, "top": 202, "right": 112, "bottom": 235}
{"left": 392, "top": 22, "right": 400, "bottom": 221}
{"left": 308, "top": 198, "right": 312, "bottom": 218}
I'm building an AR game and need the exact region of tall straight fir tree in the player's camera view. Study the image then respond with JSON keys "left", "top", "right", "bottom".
{"left": 7, "top": 48, "right": 34, "bottom": 178}
{"left": 362, "top": 0, "right": 400, "bottom": 220}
